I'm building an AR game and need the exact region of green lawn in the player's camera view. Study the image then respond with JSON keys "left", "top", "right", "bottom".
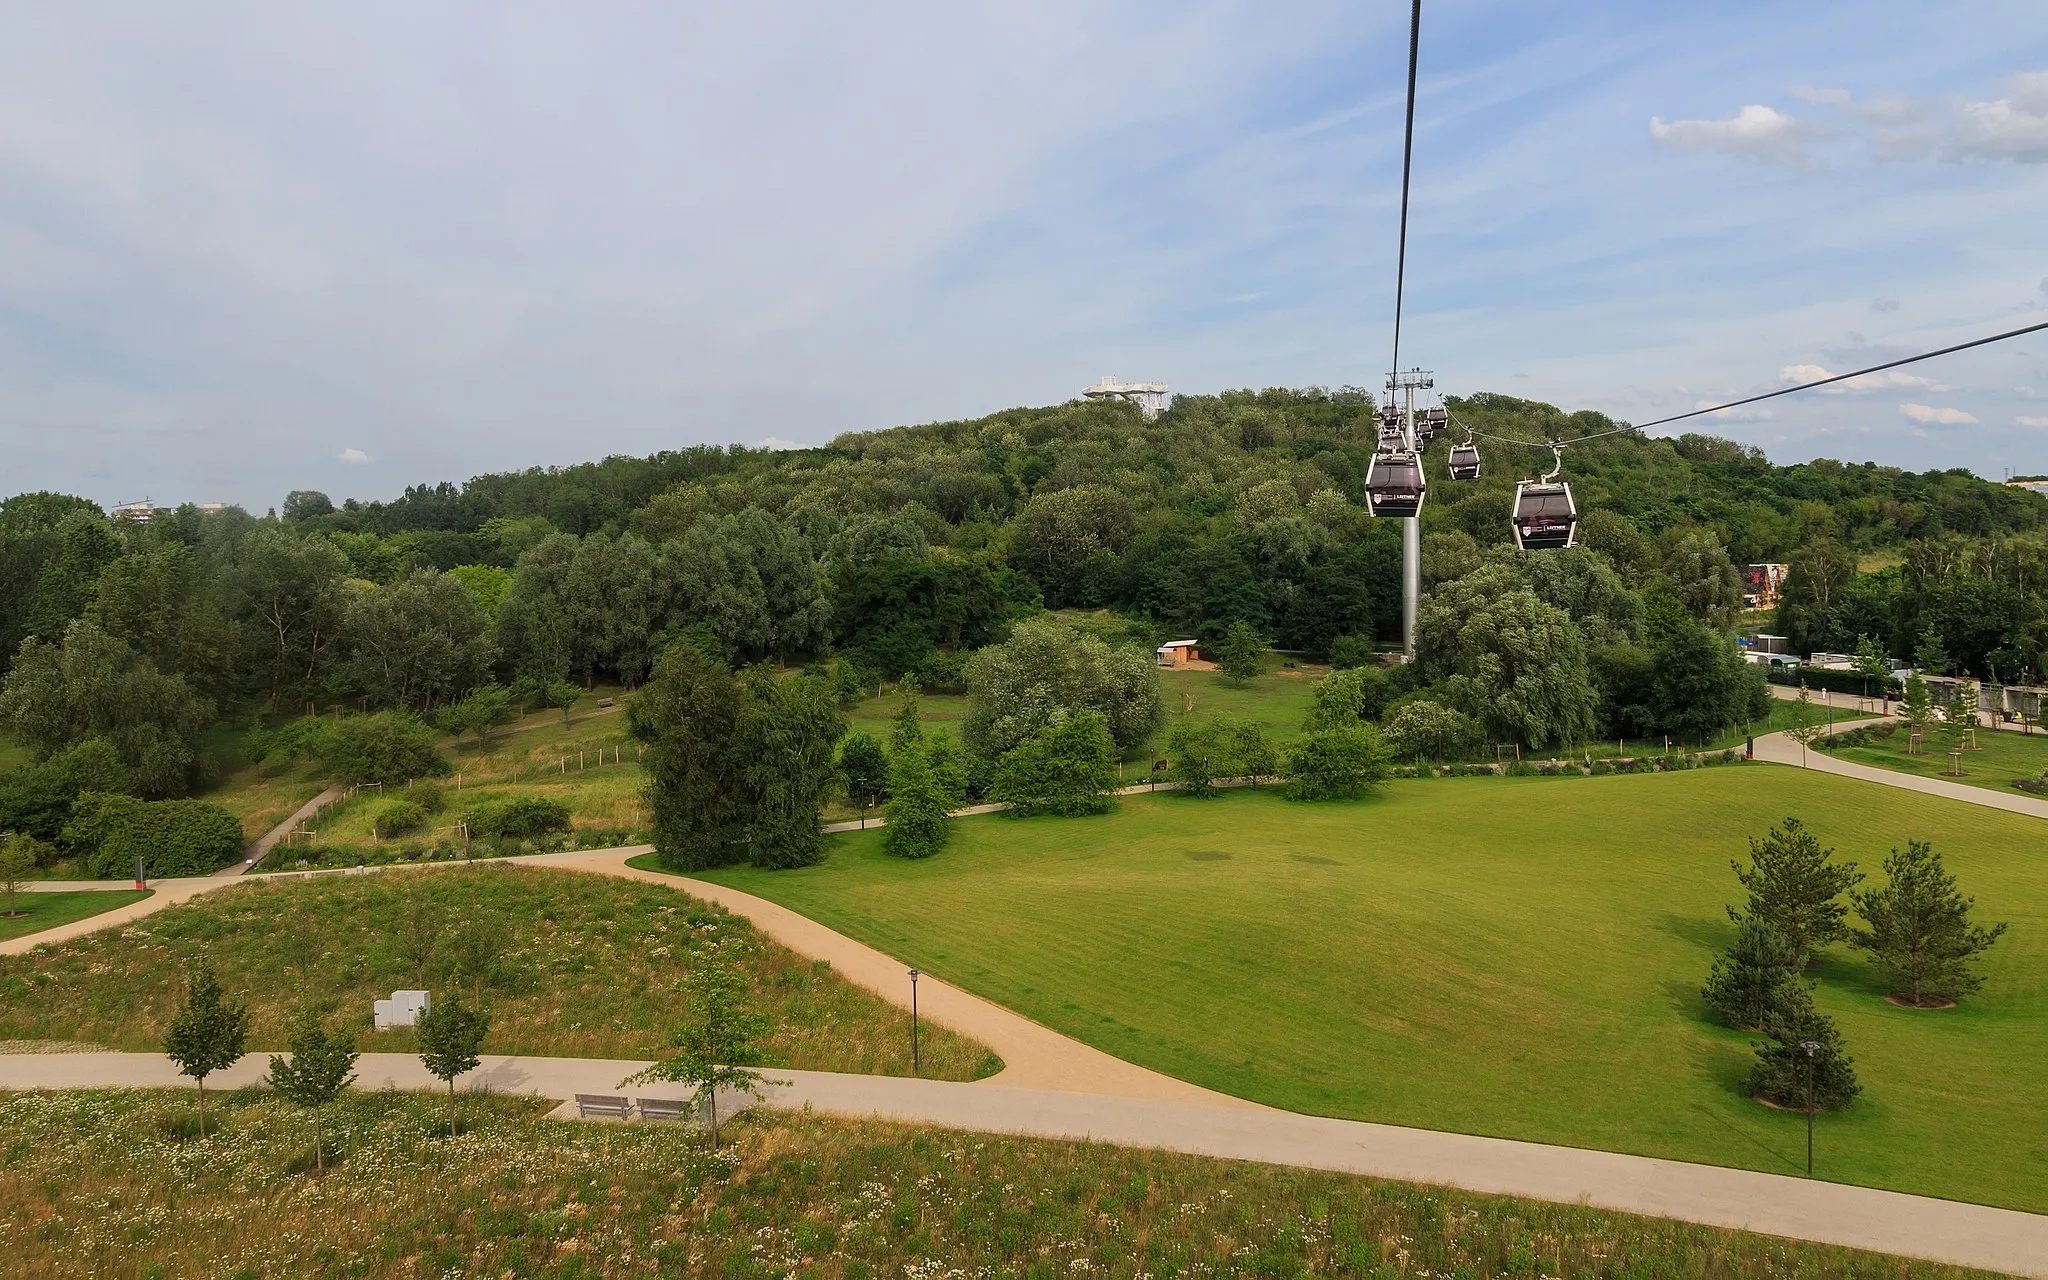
{"left": 1826, "top": 722, "right": 2048, "bottom": 795}
{"left": 696, "top": 767, "right": 2048, "bottom": 1212}
{"left": 0, "top": 890, "right": 150, "bottom": 942}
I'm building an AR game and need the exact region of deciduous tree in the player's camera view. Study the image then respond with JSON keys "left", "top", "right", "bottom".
{"left": 163, "top": 962, "right": 250, "bottom": 1138}
{"left": 415, "top": 990, "right": 491, "bottom": 1138}
{"left": 625, "top": 949, "right": 778, "bottom": 1145}
{"left": 990, "top": 713, "right": 1120, "bottom": 816}
{"left": 1215, "top": 621, "right": 1267, "bottom": 687}
{"left": 266, "top": 1007, "right": 360, "bottom": 1172}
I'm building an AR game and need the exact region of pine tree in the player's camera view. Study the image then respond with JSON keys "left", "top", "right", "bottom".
{"left": 1728, "top": 818, "right": 1862, "bottom": 965}
{"left": 162, "top": 961, "right": 250, "bottom": 1138}
{"left": 1852, "top": 840, "right": 2008, "bottom": 1006}
{"left": 266, "top": 1006, "right": 360, "bottom": 1172}
{"left": 883, "top": 742, "right": 951, "bottom": 859}
{"left": 1701, "top": 917, "right": 1805, "bottom": 1031}
{"left": 1746, "top": 986, "right": 1860, "bottom": 1110}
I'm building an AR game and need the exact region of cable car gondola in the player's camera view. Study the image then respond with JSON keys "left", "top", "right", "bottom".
{"left": 1448, "top": 441, "right": 1480, "bottom": 481}
{"left": 1511, "top": 448, "right": 1577, "bottom": 549}
{"left": 1418, "top": 406, "right": 1447, "bottom": 442}
{"left": 1365, "top": 450, "right": 1425, "bottom": 518}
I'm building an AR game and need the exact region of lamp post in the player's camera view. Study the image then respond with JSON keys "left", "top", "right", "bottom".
{"left": 908, "top": 968, "right": 921, "bottom": 1076}
{"left": 1800, "top": 1039, "right": 1821, "bottom": 1176}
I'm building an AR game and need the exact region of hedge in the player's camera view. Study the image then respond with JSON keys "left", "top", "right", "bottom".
{"left": 64, "top": 792, "right": 244, "bottom": 879}
{"left": 469, "top": 795, "right": 572, "bottom": 839}
{"left": 1764, "top": 666, "right": 1901, "bottom": 698}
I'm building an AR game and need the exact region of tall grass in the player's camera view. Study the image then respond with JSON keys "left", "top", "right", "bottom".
{"left": 0, "top": 865, "right": 996, "bottom": 1080}
{"left": 0, "top": 1089, "right": 1991, "bottom": 1278}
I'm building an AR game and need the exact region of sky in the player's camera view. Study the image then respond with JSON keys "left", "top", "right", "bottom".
{"left": 2, "top": 1, "right": 2046, "bottom": 511}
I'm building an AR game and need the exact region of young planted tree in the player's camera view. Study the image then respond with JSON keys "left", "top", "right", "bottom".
{"left": 1747, "top": 986, "right": 1859, "bottom": 1111}
{"left": 1851, "top": 634, "right": 1892, "bottom": 693}
{"left": 266, "top": 1006, "right": 360, "bottom": 1172}
{"left": 882, "top": 742, "right": 951, "bottom": 859}
{"left": 0, "top": 835, "right": 36, "bottom": 918}
{"left": 889, "top": 676, "right": 925, "bottom": 753}
{"left": 1945, "top": 681, "right": 1981, "bottom": 750}
{"left": 1901, "top": 670, "right": 1935, "bottom": 753}
{"left": 1728, "top": 818, "right": 1861, "bottom": 966}
{"left": 1784, "top": 684, "right": 1822, "bottom": 766}
{"left": 1852, "top": 840, "right": 2008, "bottom": 1007}
{"left": 1165, "top": 716, "right": 1228, "bottom": 796}
{"left": 440, "top": 682, "right": 516, "bottom": 746}
{"left": 162, "top": 962, "right": 250, "bottom": 1137}
{"left": 1215, "top": 621, "right": 1267, "bottom": 688}
{"left": 837, "top": 732, "right": 890, "bottom": 816}
{"left": 625, "top": 949, "right": 778, "bottom": 1145}
{"left": 1701, "top": 918, "right": 1805, "bottom": 1031}
{"left": 1226, "top": 717, "right": 1280, "bottom": 788}
{"left": 415, "top": 990, "right": 491, "bottom": 1138}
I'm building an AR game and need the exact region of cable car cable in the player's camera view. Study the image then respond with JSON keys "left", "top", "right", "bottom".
{"left": 1388, "top": 0, "right": 1423, "bottom": 383}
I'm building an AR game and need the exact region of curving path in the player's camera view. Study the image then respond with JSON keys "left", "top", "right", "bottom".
{"left": 1753, "top": 719, "right": 2048, "bottom": 821}
{"left": 8, "top": 822, "right": 2048, "bottom": 1269}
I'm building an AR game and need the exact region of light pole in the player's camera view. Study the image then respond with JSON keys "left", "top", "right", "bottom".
{"left": 908, "top": 968, "right": 921, "bottom": 1076}
{"left": 1800, "top": 1039, "right": 1821, "bottom": 1176}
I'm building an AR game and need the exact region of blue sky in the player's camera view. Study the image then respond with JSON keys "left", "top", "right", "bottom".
{"left": 2, "top": 1, "right": 2046, "bottom": 509}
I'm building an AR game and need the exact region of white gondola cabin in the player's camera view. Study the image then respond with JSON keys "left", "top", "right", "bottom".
{"left": 1511, "top": 480, "right": 1577, "bottom": 549}
{"left": 1448, "top": 443, "right": 1481, "bottom": 480}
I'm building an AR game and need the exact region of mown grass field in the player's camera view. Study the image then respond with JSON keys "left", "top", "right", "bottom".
{"left": 0, "top": 865, "right": 994, "bottom": 1080}
{"left": 0, "top": 891, "right": 150, "bottom": 943}
{"left": 1824, "top": 722, "right": 2048, "bottom": 795}
{"left": 696, "top": 768, "right": 2048, "bottom": 1212}
{"left": 0, "top": 1090, "right": 1992, "bottom": 1279}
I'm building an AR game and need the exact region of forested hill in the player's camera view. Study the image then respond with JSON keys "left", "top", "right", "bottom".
{"left": 3, "top": 388, "right": 2046, "bottom": 794}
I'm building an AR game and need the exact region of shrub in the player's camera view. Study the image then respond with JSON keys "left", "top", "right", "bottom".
{"left": 1285, "top": 725, "right": 1393, "bottom": 801}
{"left": 990, "top": 713, "right": 1119, "bottom": 817}
{"left": 400, "top": 779, "right": 447, "bottom": 812}
{"left": 375, "top": 800, "right": 430, "bottom": 839}
{"left": 1381, "top": 699, "right": 1478, "bottom": 762}
{"left": 63, "top": 792, "right": 244, "bottom": 879}
{"left": 1327, "top": 634, "right": 1378, "bottom": 670}
{"left": 469, "top": 796, "right": 572, "bottom": 839}
{"left": 318, "top": 712, "right": 450, "bottom": 786}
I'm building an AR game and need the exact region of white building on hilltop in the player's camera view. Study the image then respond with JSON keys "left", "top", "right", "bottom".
{"left": 1083, "top": 376, "right": 1168, "bottom": 419}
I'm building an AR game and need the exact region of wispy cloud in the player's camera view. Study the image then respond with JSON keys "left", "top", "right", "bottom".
{"left": 1649, "top": 105, "right": 1818, "bottom": 166}
{"left": 1781, "top": 363, "right": 1942, "bottom": 393}
{"left": 1899, "top": 403, "right": 1976, "bottom": 424}
{"left": 2019, "top": 415, "right": 2048, "bottom": 428}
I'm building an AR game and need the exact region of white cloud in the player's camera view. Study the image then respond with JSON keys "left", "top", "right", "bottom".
{"left": 2019, "top": 416, "right": 2048, "bottom": 428}
{"left": 753, "top": 436, "right": 808, "bottom": 451}
{"left": 1870, "top": 296, "right": 1899, "bottom": 312}
{"left": 1780, "top": 363, "right": 1940, "bottom": 393}
{"left": 1950, "top": 74, "right": 2048, "bottom": 162}
{"left": 337, "top": 447, "right": 371, "bottom": 463}
{"left": 1649, "top": 104, "right": 1817, "bottom": 165}
{"left": 1899, "top": 403, "right": 1976, "bottom": 425}
{"left": 1695, "top": 399, "right": 1773, "bottom": 421}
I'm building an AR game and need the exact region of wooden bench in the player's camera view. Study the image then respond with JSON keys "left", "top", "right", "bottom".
{"left": 574, "top": 1094, "right": 633, "bottom": 1119}
{"left": 637, "top": 1097, "right": 690, "bottom": 1121}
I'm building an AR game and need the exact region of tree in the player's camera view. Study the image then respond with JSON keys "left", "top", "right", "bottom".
{"left": 1647, "top": 619, "right": 1762, "bottom": 742}
{"left": 1913, "top": 625, "right": 1949, "bottom": 678}
{"left": 629, "top": 643, "right": 750, "bottom": 871}
{"left": 735, "top": 665, "right": 845, "bottom": 869}
{"left": 1227, "top": 717, "right": 1280, "bottom": 788}
{"left": 883, "top": 742, "right": 951, "bottom": 859}
{"left": 317, "top": 711, "right": 450, "bottom": 786}
{"left": 962, "top": 618, "right": 1163, "bottom": 761}
{"left": 1662, "top": 531, "right": 1743, "bottom": 629}
{"left": 990, "top": 713, "right": 1120, "bottom": 817}
{"left": 1701, "top": 918, "right": 1805, "bottom": 1031}
{"left": 266, "top": 1006, "right": 360, "bottom": 1172}
{"left": 439, "top": 683, "right": 517, "bottom": 746}
{"left": 837, "top": 732, "right": 890, "bottom": 814}
{"left": 1775, "top": 540, "right": 1856, "bottom": 656}
{"left": 1418, "top": 581, "right": 1598, "bottom": 750}
{"left": 1302, "top": 666, "right": 1390, "bottom": 731}
{"left": 1215, "top": 621, "right": 1267, "bottom": 687}
{"left": 1851, "top": 635, "right": 1891, "bottom": 691}
{"left": 1943, "top": 680, "right": 1980, "bottom": 753}
{"left": 1166, "top": 716, "right": 1230, "bottom": 796}
{"left": 1851, "top": 840, "right": 2007, "bottom": 1006}
{"left": 889, "top": 676, "right": 925, "bottom": 753}
{"left": 1901, "top": 670, "right": 1936, "bottom": 752}
{"left": 335, "top": 572, "right": 495, "bottom": 714}
{"left": 0, "top": 835, "right": 36, "bottom": 917}
{"left": 227, "top": 528, "right": 350, "bottom": 710}
{"left": 1285, "top": 724, "right": 1393, "bottom": 801}
{"left": 1747, "top": 989, "right": 1859, "bottom": 1111}
{"left": 162, "top": 962, "right": 250, "bottom": 1137}
{"left": 1784, "top": 685, "right": 1823, "bottom": 766}
{"left": 1729, "top": 818, "right": 1861, "bottom": 965}
{"left": 624, "top": 948, "right": 778, "bottom": 1145}
{"left": 1381, "top": 699, "right": 1478, "bottom": 763}
{"left": 415, "top": 989, "right": 491, "bottom": 1138}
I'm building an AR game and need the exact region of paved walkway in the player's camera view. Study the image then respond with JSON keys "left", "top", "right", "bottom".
{"left": 242, "top": 783, "right": 345, "bottom": 874}
{"left": 1753, "top": 720, "right": 2048, "bottom": 821}
{"left": 1, "top": 1052, "right": 2040, "bottom": 1277}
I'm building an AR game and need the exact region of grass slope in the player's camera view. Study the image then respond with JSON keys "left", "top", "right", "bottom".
{"left": 698, "top": 769, "right": 2048, "bottom": 1212}
{"left": 0, "top": 1090, "right": 1992, "bottom": 1279}
{"left": 0, "top": 865, "right": 994, "bottom": 1080}
{"left": 0, "top": 891, "right": 150, "bottom": 943}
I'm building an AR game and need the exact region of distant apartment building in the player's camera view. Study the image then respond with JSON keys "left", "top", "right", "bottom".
{"left": 1741, "top": 563, "right": 1788, "bottom": 609}
{"left": 2007, "top": 479, "right": 2048, "bottom": 499}
{"left": 110, "top": 501, "right": 227, "bottom": 522}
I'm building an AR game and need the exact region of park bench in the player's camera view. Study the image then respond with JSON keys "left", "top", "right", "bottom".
{"left": 574, "top": 1094, "right": 633, "bottom": 1119}
{"left": 636, "top": 1097, "right": 690, "bottom": 1121}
